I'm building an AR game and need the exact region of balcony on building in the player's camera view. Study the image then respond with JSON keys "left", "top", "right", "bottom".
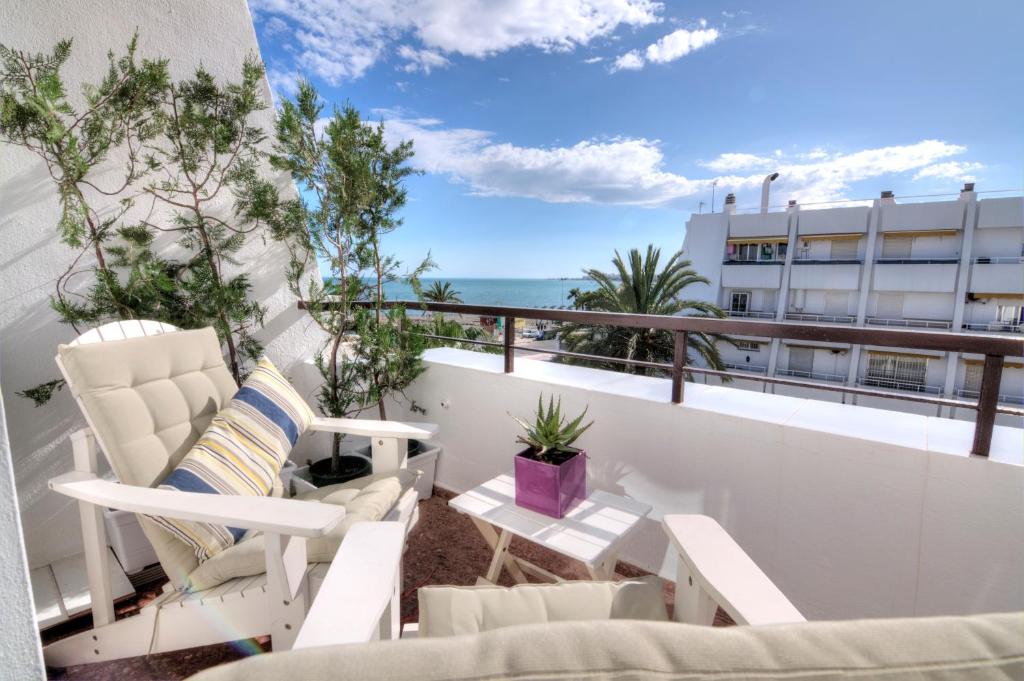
{"left": 784, "top": 289, "right": 856, "bottom": 324}
{"left": 865, "top": 317, "right": 954, "bottom": 330}
{"left": 855, "top": 350, "right": 946, "bottom": 395}
{"left": 777, "top": 343, "right": 850, "bottom": 384}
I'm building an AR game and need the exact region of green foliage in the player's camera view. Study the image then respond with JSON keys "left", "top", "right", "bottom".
{"left": 1, "top": 37, "right": 303, "bottom": 404}
{"left": 421, "top": 281, "right": 463, "bottom": 304}
{"left": 510, "top": 394, "right": 593, "bottom": 463}
{"left": 421, "top": 314, "right": 501, "bottom": 354}
{"left": 16, "top": 379, "right": 66, "bottom": 407}
{"left": 558, "top": 245, "right": 730, "bottom": 377}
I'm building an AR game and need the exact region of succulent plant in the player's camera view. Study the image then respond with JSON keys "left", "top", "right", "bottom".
{"left": 511, "top": 394, "right": 593, "bottom": 463}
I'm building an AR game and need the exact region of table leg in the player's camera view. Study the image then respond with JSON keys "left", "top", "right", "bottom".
{"left": 485, "top": 530, "right": 513, "bottom": 584}
{"left": 585, "top": 555, "right": 618, "bottom": 581}
{"left": 470, "top": 518, "right": 528, "bottom": 584}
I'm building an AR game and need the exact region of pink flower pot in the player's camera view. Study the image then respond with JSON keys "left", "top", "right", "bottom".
{"left": 514, "top": 448, "right": 586, "bottom": 518}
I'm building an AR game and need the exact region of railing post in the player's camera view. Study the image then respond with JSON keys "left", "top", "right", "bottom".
{"left": 671, "top": 331, "right": 687, "bottom": 404}
{"left": 504, "top": 316, "right": 515, "bottom": 373}
{"left": 970, "top": 354, "right": 1003, "bottom": 457}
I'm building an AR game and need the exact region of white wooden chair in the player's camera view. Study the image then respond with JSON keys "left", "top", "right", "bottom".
{"left": 44, "top": 320, "right": 436, "bottom": 666}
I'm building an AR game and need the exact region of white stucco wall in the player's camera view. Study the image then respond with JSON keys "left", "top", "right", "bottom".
{"left": 394, "top": 349, "right": 1024, "bottom": 620}
{"left": 0, "top": 0, "right": 320, "bottom": 569}
{"left": 0, "top": 391, "right": 45, "bottom": 679}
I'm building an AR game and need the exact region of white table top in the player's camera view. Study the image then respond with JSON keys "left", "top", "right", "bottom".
{"left": 449, "top": 474, "right": 652, "bottom": 567}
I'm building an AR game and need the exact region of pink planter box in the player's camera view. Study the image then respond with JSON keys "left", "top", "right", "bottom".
{"left": 514, "top": 449, "right": 586, "bottom": 519}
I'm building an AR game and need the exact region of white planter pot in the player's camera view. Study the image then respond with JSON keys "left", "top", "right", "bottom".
{"left": 103, "top": 509, "right": 159, "bottom": 575}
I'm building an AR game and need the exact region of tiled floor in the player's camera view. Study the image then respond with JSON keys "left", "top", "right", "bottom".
{"left": 44, "top": 489, "right": 727, "bottom": 680}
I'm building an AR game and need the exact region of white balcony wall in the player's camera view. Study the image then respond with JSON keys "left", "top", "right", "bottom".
{"left": 394, "top": 349, "right": 1024, "bottom": 620}
{"left": 881, "top": 200, "right": 964, "bottom": 232}
{"left": 721, "top": 264, "right": 783, "bottom": 289}
{"left": 719, "top": 339, "right": 769, "bottom": 370}
{"left": 971, "top": 226, "right": 1023, "bottom": 259}
{"left": 970, "top": 262, "right": 1024, "bottom": 294}
{"left": 963, "top": 302, "right": 1024, "bottom": 328}
{"left": 873, "top": 263, "right": 958, "bottom": 292}
{"left": 796, "top": 206, "right": 870, "bottom": 235}
{"left": 0, "top": 0, "right": 320, "bottom": 569}
{"left": 727, "top": 211, "right": 791, "bottom": 239}
{"left": 977, "top": 197, "right": 1024, "bottom": 229}
{"left": 722, "top": 288, "right": 777, "bottom": 313}
{"left": 789, "top": 263, "right": 861, "bottom": 290}
{"left": 682, "top": 212, "right": 730, "bottom": 306}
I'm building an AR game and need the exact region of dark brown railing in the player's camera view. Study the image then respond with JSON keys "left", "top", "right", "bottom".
{"left": 301, "top": 301, "right": 1023, "bottom": 458}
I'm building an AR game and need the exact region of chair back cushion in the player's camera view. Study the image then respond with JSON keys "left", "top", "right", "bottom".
{"left": 188, "top": 612, "right": 1024, "bottom": 681}
{"left": 58, "top": 327, "right": 233, "bottom": 584}
{"left": 418, "top": 578, "right": 667, "bottom": 637}
{"left": 148, "top": 357, "right": 315, "bottom": 562}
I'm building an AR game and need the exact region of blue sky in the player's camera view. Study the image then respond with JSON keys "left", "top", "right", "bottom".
{"left": 250, "top": 0, "right": 1024, "bottom": 278}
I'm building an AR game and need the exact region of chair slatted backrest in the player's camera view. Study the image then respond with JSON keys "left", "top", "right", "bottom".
{"left": 69, "top": 320, "right": 179, "bottom": 347}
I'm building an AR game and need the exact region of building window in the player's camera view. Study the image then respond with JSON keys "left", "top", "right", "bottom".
{"left": 729, "top": 241, "right": 786, "bottom": 261}
{"left": 996, "top": 304, "right": 1022, "bottom": 324}
{"left": 865, "top": 353, "right": 928, "bottom": 391}
{"left": 730, "top": 291, "right": 750, "bottom": 313}
{"left": 735, "top": 340, "right": 760, "bottom": 351}
{"left": 776, "top": 242, "right": 788, "bottom": 258}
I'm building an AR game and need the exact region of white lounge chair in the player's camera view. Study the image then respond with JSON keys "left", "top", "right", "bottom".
{"left": 44, "top": 320, "right": 437, "bottom": 666}
{"left": 190, "top": 515, "right": 1023, "bottom": 680}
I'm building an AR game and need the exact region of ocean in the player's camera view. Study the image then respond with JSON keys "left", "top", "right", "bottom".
{"left": 380, "top": 278, "right": 600, "bottom": 309}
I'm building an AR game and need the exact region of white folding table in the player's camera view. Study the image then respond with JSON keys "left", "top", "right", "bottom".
{"left": 449, "top": 474, "right": 652, "bottom": 584}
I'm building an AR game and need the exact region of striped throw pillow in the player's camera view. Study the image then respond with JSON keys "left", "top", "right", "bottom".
{"left": 150, "top": 357, "right": 315, "bottom": 562}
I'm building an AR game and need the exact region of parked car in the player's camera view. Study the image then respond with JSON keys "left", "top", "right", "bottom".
{"left": 521, "top": 329, "right": 540, "bottom": 339}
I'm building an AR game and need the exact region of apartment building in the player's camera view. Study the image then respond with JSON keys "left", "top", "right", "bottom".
{"left": 682, "top": 182, "right": 1024, "bottom": 426}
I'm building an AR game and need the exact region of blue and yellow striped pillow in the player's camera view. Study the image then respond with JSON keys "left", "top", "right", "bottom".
{"left": 150, "top": 357, "right": 315, "bottom": 562}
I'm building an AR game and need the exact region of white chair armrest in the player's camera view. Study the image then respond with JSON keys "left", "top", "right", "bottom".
{"left": 49, "top": 472, "right": 346, "bottom": 538}
{"left": 663, "top": 514, "right": 804, "bottom": 626}
{"left": 309, "top": 417, "right": 438, "bottom": 440}
{"left": 293, "top": 522, "right": 405, "bottom": 649}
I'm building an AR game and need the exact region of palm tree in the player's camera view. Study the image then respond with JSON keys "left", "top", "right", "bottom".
{"left": 421, "top": 281, "right": 463, "bottom": 304}
{"left": 558, "top": 245, "right": 728, "bottom": 376}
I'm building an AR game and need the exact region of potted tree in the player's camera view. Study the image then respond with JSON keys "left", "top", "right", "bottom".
{"left": 510, "top": 395, "right": 593, "bottom": 518}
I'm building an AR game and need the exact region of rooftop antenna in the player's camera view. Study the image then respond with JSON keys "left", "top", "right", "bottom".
{"left": 698, "top": 200, "right": 706, "bottom": 214}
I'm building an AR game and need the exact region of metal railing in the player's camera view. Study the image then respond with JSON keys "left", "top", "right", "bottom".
{"left": 857, "top": 378, "right": 943, "bottom": 395}
{"left": 792, "top": 258, "right": 863, "bottom": 265}
{"left": 777, "top": 368, "right": 847, "bottom": 383}
{"left": 973, "top": 256, "right": 1024, "bottom": 264}
{"left": 303, "top": 300, "right": 1024, "bottom": 457}
{"left": 722, "top": 362, "right": 768, "bottom": 375}
{"left": 784, "top": 312, "right": 855, "bottom": 324}
{"left": 722, "top": 258, "right": 786, "bottom": 265}
{"left": 727, "top": 310, "right": 776, "bottom": 320}
{"left": 875, "top": 256, "right": 960, "bottom": 264}
{"left": 866, "top": 317, "right": 953, "bottom": 330}
{"left": 957, "top": 388, "right": 1024, "bottom": 407}
{"left": 962, "top": 322, "right": 1023, "bottom": 334}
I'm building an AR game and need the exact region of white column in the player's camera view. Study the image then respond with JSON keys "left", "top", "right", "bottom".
{"left": 0, "top": 392, "right": 46, "bottom": 679}
{"left": 767, "top": 202, "right": 801, "bottom": 378}
{"left": 847, "top": 196, "right": 885, "bottom": 398}
{"left": 941, "top": 186, "right": 980, "bottom": 416}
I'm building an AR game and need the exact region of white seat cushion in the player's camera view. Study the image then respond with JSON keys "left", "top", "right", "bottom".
{"left": 418, "top": 578, "right": 667, "bottom": 637}
{"left": 185, "top": 469, "right": 417, "bottom": 591}
{"left": 188, "top": 612, "right": 1024, "bottom": 681}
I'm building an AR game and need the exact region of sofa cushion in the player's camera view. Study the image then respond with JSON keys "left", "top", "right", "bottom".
{"left": 418, "top": 577, "right": 668, "bottom": 637}
{"left": 149, "top": 357, "right": 315, "bottom": 562}
{"left": 185, "top": 469, "right": 417, "bottom": 591}
{"left": 58, "top": 327, "right": 240, "bottom": 586}
{"left": 188, "top": 612, "right": 1024, "bottom": 681}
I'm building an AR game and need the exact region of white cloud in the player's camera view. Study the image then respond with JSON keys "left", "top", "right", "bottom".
{"left": 610, "top": 50, "right": 645, "bottom": 72}
{"left": 644, "top": 26, "right": 719, "bottom": 63}
{"left": 913, "top": 161, "right": 983, "bottom": 182}
{"left": 250, "top": 0, "right": 662, "bottom": 83}
{"left": 700, "top": 152, "right": 774, "bottom": 173}
{"left": 375, "top": 114, "right": 973, "bottom": 208}
{"left": 397, "top": 45, "right": 450, "bottom": 73}
{"left": 611, "top": 24, "right": 719, "bottom": 71}
{"left": 583, "top": 56, "right": 605, "bottom": 64}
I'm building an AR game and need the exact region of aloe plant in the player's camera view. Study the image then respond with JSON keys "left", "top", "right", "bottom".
{"left": 511, "top": 394, "right": 593, "bottom": 463}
